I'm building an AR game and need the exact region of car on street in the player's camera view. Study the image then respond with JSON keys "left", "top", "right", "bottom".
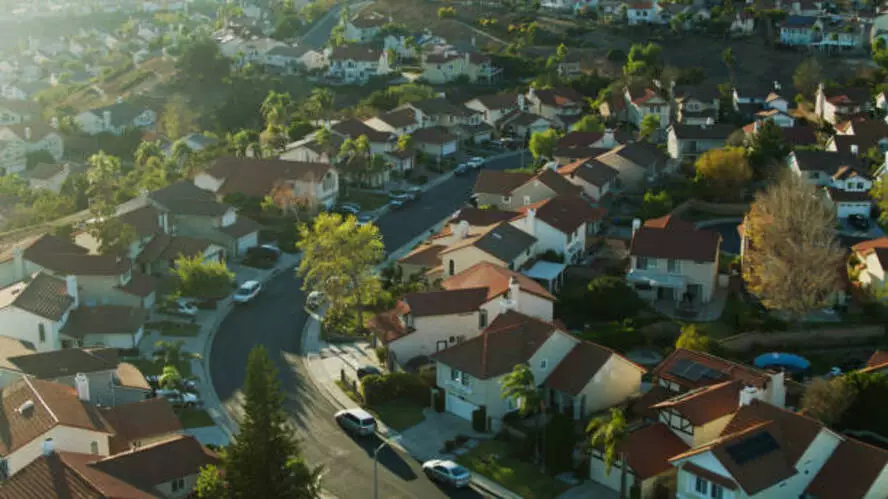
{"left": 466, "top": 157, "right": 485, "bottom": 169}
{"left": 233, "top": 280, "right": 261, "bottom": 303}
{"left": 307, "top": 290, "right": 325, "bottom": 309}
{"left": 336, "top": 203, "right": 361, "bottom": 215}
{"left": 388, "top": 192, "right": 416, "bottom": 209}
{"left": 422, "top": 459, "right": 471, "bottom": 488}
{"left": 848, "top": 214, "right": 870, "bottom": 231}
{"left": 454, "top": 163, "right": 469, "bottom": 176}
{"left": 356, "top": 213, "right": 375, "bottom": 226}
{"left": 335, "top": 408, "right": 377, "bottom": 436}
{"left": 356, "top": 365, "right": 382, "bottom": 379}
{"left": 155, "top": 389, "right": 203, "bottom": 408}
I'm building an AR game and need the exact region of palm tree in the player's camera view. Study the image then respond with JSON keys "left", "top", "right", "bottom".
{"left": 229, "top": 130, "right": 254, "bottom": 157}
{"left": 397, "top": 133, "right": 413, "bottom": 152}
{"left": 310, "top": 88, "right": 335, "bottom": 126}
{"left": 134, "top": 140, "right": 163, "bottom": 167}
{"left": 501, "top": 363, "right": 544, "bottom": 463}
{"left": 154, "top": 339, "right": 201, "bottom": 367}
{"left": 722, "top": 47, "right": 735, "bottom": 85}
{"left": 587, "top": 408, "right": 629, "bottom": 499}
{"left": 314, "top": 127, "right": 334, "bottom": 162}
{"left": 261, "top": 90, "right": 293, "bottom": 127}
{"left": 170, "top": 139, "right": 192, "bottom": 163}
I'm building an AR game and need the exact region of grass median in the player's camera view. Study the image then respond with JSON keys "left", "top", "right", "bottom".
{"left": 457, "top": 439, "right": 571, "bottom": 499}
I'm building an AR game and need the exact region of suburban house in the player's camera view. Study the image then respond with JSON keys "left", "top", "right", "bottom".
{"left": 627, "top": 215, "right": 722, "bottom": 306}
{"left": 496, "top": 111, "right": 553, "bottom": 140}
{"left": 625, "top": 86, "right": 670, "bottom": 129}
{"left": 403, "top": 98, "right": 484, "bottom": 132}
{"left": 851, "top": 238, "right": 888, "bottom": 297}
{"left": 21, "top": 162, "right": 75, "bottom": 192}
{"left": 0, "top": 99, "right": 41, "bottom": 125}
{"left": 325, "top": 45, "right": 390, "bottom": 84}
{"left": 524, "top": 87, "right": 584, "bottom": 130}
{"left": 342, "top": 12, "right": 388, "bottom": 42}
{"left": 0, "top": 272, "right": 76, "bottom": 352}
{"left": 473, "top": 168, "right": 581, "bottom": 210}
{"left": 0, "top": 123, "right": 64, "bottom": 162}
{"left": 741, "top": 121, "right": 818, "bottom": 148}
{"left": 594, "top": 142, "right": 673, "bottom": 191}
{"left": 442, "top": 261, "right": 556, "bottom": 322}
{"left": 0, "top": 135, "right": 26, "bottom": 174}
{"left": 815, "top": 84, "right": 872, "bottom": 124}
{"left": 331, "top": 118, "right": 395, "bottom": 155}
{"left": 411, "top": 126, "right": 459, "bottom": 159}
{"left": 264, "top": 45, "right": 326, "bottom": 72}
{"left": 396, "top": 243, "right": 448, "bottom": 282}
{"left": 432, "top": 310, "right": 645, "bottom": 428}
{"left": 439, "top": 222, "right": 538, "bottom": 276}
{"left": 554, "top": 129, "right": 628, "bottom": 165}
{"left": 787, "top": 150, "right": 873, "bottom": 218}
{"left": 557, "top": 156, "right": 620, "bottom": 202}
{"left": 147, "top": 181, "right": 261, "bottom": 259}
{"left": 420, "top": 49, "right": 501, "bottom": 84}
{"left": 672, "top": 85, "right": 721, "bottom": 125}
{"left": 0, "top": 434, "right": 219, "bottom": 498}
{"left": 74, "top": 100, "right": 157, "bottom": 136}
{"left": 826, "top": 117, "right": 888, "bottom": 156}
{"left": 730, "top": 11, "right": 755, "bottom": 34}
{"left": 627, "top": 1, "right": 664, "bottom": 25}
{"left": 666, "top": 124, "right": 736, "bottom": 161}
{"left": 0, "top": 340, "right": 151, "bottom": 406}
{"left": 365, "top": 108, "right": 421, "bottom": 136}
{"left": 61, "top": 305, "right": 148, "bottom": 349}
{"left": 195, "top": 157, "right": 339, "bottom": 212}
{"left": 465, "top": 93, "right": 525, "bottom": 127}
{"left": 510, "top": 196, "right": 606, "bottom": 262}
{"left": 780, "top": 15, "right": 823, "bottom": 45}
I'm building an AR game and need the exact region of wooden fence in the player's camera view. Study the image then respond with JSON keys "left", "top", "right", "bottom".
{"left": 719, "top": 325, "right": 886, "bottom": 352}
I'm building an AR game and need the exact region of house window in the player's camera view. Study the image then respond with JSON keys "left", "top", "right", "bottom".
{"left": 171, "top": 478, "right": 185, "bottom": 492}
{"left": 451, "top": 368, "right": 471, "bottom": 387}
{"left": 479, "top": 309, "right": 488, "bottom": 328}
{"left": 38, "top": 324, "right": 45, "bottom": 343}
{"left": 695, "top": 476, "right": 709, "bottom": 494}
{"left": 322, "top": 173, "right": 335, "bottom": 191}
{"left": 449, "top": 260, "right": 455, "bottom": 276}
{"left": 523, "top": 195, "right": 531, "bottom": 205}
{"left": 710, "top": 483, "right": 724, "bottom": 499}
{"left": 540, "top": 359, "right": 548, "bottom": 370}
{"left": 502, "top": 195, "right": 512, "bottom": 204}
{"left": 636, "top": 257, "right": 649, "bottom": 270}
{"left": 90, "top": 441, "right": 98, "bottom": 454}
{"left": 667, "top": 259, "right": 680, "bottom": 273}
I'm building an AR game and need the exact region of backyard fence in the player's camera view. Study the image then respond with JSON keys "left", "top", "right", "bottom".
{"left": 672, "top": 199, "right": 750, "bottom": 218}
{"left": 719, "top": 325, "right": 886, "bottom": 352}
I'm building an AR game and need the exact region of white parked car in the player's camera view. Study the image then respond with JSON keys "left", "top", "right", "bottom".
{"left": 174, "top": 298, "right": 198, "bottom": 317}
{"left": 335, "top": 408, "right": 377, "bottom": 436}
{"left": 233, "top": 280, "right": 261, "bottom": 303}
{"left": 422, "top": 459, "right": 471, "bottom": 488}
{"left": 306, "top": 291, "right": 325, "bottom": 309}
{"left": 155, "top": 389, "right": 202, "bottom": 408}
{"left": 466, "top": 157, "right": 485, "bottom": 169}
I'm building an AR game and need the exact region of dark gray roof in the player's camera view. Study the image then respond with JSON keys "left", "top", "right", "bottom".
{"left": 406, "top": 98, "right": 476, "bottom": 118}
{"left": 87, "top": 101, "right": 151, "bottom": 128}
{"left": 61, "top": 306, "right": 148, "bottom": 338}
{"left": 149, "top": 181, "right": 230, "bottom": 217}
{"left": 474, "top": 223, "right": 537, "bottom": 263}
{"left": 7, "top": 348, "right": 118, "bottom": 378}
{"left": 0, "top": 273, "right": 73, "bottom": 321}
{"left": 670, "top": 124, "right": 736, "bottom": 140}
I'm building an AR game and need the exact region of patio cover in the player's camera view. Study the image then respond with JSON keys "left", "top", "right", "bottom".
{"left": 523, "top": 261, "right": 567, "bottom": 282}
{"left": 626, "top": 269, "right": 686, "bottom": 288}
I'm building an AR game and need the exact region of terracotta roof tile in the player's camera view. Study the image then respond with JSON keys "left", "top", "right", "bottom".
{"left": 519, "top": 195, "right": 606, "bottom": 234}
{"left": 630, "top": 216, "right": 721, "bottom": 262}
{"left": 651, "top": 380, "right": 742, "bottom": 425}
{"left": 472, "top": 170, "right": 533, "bottom": 195}
{"left": 543, "top": 341, "right": 627, "bottom": 395}
{"left": 652, "top": 348, "right": 767, "bottom": 390}
{"left": 0, "top": 453, "right": 107, "bottom": 498}
{"left": 805, "top": 438, "right": 888, "bottom": 499}
{"left": 368, "top": 301, "right": 410, "bottom": 343}
{"left": 442, "top": 261, "right": 555, "bottom": 301}
{"left": 619, "top": 423, "right": 690, "bottom": 480}
{"left": 404, "top": 288, "right": 488, "bottom": 317}
{"left": 721, "top": 400, "right": 825, "bottom": 469}
{"left": 431, "top": 311, "right": 560, "bottom": 379}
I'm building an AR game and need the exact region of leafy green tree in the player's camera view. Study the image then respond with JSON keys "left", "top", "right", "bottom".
{"left": 309, "top": 87, "right": 335, "bottom": 125}
{"left": 638, "top": 114, "right": 660, "bottom": 142}
{"left": 529, "top": 128, "right": 560, "bottom": 160}
{"left": 159, "top": 365, "right": 183, "bottom": 390}
{"left": 135, "top": 140, "right": 164, "bottom": 167}
{"left": 176, "top": 35, "right": 230, "bottom": 89}
{"left": 261, "top": 90, "right": 294, "bottom": 128}
{"left": 154, "top": 339, "right": 201, "bottom": 367}
{"left": 623, "top": 42, "right": 662, "bottom": 77}
{"left": 297, "top": 213, "right": 384, "bottom": 330}
{"left": 748, "top": 120, "right": 790, "bottom": 179}
{"left": 161, "top": 94, "right": 198, "bottom": 140}
{"left": 397, "top": 133, "right": 413, "bottom": 152}
{"left": 801, "top": 377, "right": 856, "bottom": 426}
{"left": 195, "top": 465, "right": 227, "bottom": 498}
{"left": 172, "top": 254, "right": 235, "bottom": 299}
{"left": 571, "top": 114, "right": 605, "bottom": 133}
{"left": 793, "top": 58, "right": 822, "bottom": 99}
{"left": 228, "top": 129, "right": 258, "bottom": 158}
{"left": 583, "top": 276, "right": 643, "bottom": 321}
{"left": 641, "top": 190, "right": 673, "bottom": 219}
{"left": 224, "top": 346, "right": 323, "bottom": 498}
{"left": 694, "top": 147, "right": 753, "bottom": 201}
{"left": 675, "top": 324, "right": 712, "bottom": 352}
{"left": 85, "top": 152, "right": 137, "bottom": 255}
{"left": 587, "top": 407, "right": 630, "bottom": 499}
{"left": 501, "top": 363, "right": 543, "bottom": 461}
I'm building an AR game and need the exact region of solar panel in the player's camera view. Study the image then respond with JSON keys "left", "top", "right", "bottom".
{"left": 668, "top": 359, "right": 725, "bottom": 382}
{"left": 725, "top": 432, "right": 780, "bottom": 465}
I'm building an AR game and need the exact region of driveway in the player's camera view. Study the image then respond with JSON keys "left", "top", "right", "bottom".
{"left": 398, "top": 410, "right": 490, "bottom": 462}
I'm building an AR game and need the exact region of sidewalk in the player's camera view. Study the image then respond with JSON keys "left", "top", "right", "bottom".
{"left": 300, "top": 308, "right": 521, "bottom": 499}
{"left": 137, "top": 252, "right": 302, "bottom": 446}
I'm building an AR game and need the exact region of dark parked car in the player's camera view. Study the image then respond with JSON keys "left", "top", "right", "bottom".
{"left": 848, "top": 214, "right": 870, "bottom": 231}
{"left": 454, "top": 163, "right": 469, "bottom": 176}
{"left": 356, "top": 365, "right": 382, "bottom": 379}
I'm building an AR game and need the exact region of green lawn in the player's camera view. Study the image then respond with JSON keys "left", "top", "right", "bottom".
{"left": 456, "top": 440, "right": 571, "bottom": 499}
{"left": 126, "top": 358, "right": 193, "bottom": 378}
{"left": 148, "top": 320, "right": 201, "bottom": 337}
{"left": 176, "top": 408, "right": 215, "bottom": 429}
{"left": 334, "top": 382, "right": 426, "bottom": 430}
{"left": 340, "top": 191, "right": 390, "bottom": 211}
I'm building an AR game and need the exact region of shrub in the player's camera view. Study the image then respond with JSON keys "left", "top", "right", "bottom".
{"left": 539, "top": 250, "right": 564, "bottom": 263}
{"left": 472, "top": 405, "right": 487, "bottom": 432}
{"left": 433, "top": 389, "right": 445, "bottom": 412}
{"left": 544, "top": 413, "right": 578, "bottom": 474}
{"left": 360, "top": 372, "right": 429, "bottom": 406}
{"left": 375, "top": 346, "right": 388, "bottom": 365}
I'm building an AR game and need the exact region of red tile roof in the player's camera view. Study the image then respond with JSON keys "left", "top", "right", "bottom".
{"left": 441, "top": 261, "right": 555, "bottom": 301}
{"left": 205, "top": 157, "right": 333, "bottom": 198}
{"left": 651, "top": 380, "right": 742, "bottom": 425}
{"left": 619, "top": 423, "right": 690, "bottom": 480}
{"left": 101, "top": 398, "right": 182, "bottom": 454}
{"left": 804, "top": 438, "right": 888, "bottom": 499}
{"left": 652, "top": 348, "right": 768, "bottom": 390}
{"left": 368, "top": 300, "right": 410, "bottom": 343}
{"left": 404, "top": 288, "right": 488, "bottom": 317}
{"left": 398, "top": 243, "right": 446, "bottom": 267}
{"left": 865, "top": 350, "right": 888, "bottom": 369}
{"left": 630, "top": 215, "right": 721, "bottom": 262}
{"left": 544, "top": 341, "right": 643, "bottom": 395}
{"left": 517, "top": 195, "right": 606, "bottom": 234}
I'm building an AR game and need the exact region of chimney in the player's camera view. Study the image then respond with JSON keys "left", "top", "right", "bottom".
{"left": 102, "top": 110, "right": 111, "bottom": 130}
{"left": 65, "top": 274, "right": 79, "bottom": 307}
{"left": 767, "top": 371, "right": 787, "bottom": 408}
{"left": 851, "top": 144, "right": 859, "bottom": 156}
{"left": 457, "top": 220, "right": 470, "bottom": 239}
{"left": 602, "top": 128, "right": 616, "bottom": 147}
{"left": 739, "top": 385, "right": 759, "bottom": 407}
{"left": 24, "top": 127, "right": 31, "bottom": 141}
{"left": 526, "top": 208, "right": 536, "bottom": 235}
{"left": 508, "top": 276, "right": 520, "bottom": 302}
{"left": 773, "top": 81, "right": 781, "bottom": 91}
{"left": 75, "top": 372, "right": 90, "bottom": 402}
{"left": 631, "top": 218, "right": 642, "bottom": 236}
{"left": 50, "top": 116, "right": 59, "bottom": 129}
{"left": 42, "top": 438, "right": 55, "bottom": 456}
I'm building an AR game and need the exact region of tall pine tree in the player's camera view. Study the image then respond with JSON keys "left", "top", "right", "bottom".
{"left": 200, "top": 346, "right": 322, "bottom": 498}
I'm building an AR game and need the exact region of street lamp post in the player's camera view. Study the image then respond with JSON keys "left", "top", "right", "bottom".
{"left": 373, "top": 436, "right": 400, "bottom": 499}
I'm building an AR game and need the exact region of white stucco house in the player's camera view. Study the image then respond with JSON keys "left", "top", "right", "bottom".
{"left": 74, "top": 100, "right": 156, "bottom": 136}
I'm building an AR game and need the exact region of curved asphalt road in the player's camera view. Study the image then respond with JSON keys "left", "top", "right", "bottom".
{"left": 210, "top": 154, "right": 520, "bottom": 498}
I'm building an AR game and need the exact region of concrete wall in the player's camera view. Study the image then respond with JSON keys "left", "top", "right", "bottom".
{"left": 390, "top": 312, "right": 482, "bottom": 365}
{"left": 443, "top": 246, "right": 506, "bottom": 277}
{"left": 0, "top": 307, "right": 66, "bottom": 352}
{"left": 8, "top": 425, "right": 110, "bottom": 476}
{"left": 575, "top": 355, "right": 643, "bottom": 415}
{"left": 628, "top": 255, "right": 719, "bottom": 303}
{"left": 153, "top": 473, "right": 202, "bottom": 498}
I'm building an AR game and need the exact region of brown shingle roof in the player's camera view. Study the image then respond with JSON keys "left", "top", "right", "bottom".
{"left": 372, "top": 108, "right": 417, "bottom": 129}
{"left": 412, "top": 126, "right": 457, "bottom": 145}
{"left": 405, "top": 288, "right": 488, "bottom": 317}
{"left": 534, "top": 168, "right": 582, "bottom": 197}
{"left": 442, "top": 261, "right": 555, "bottom": 301}
{"left": 532, "top": 87, "right": 583, "bottom": 107}
{"left": 519, "top": 195, "right": 605, "bottom": 234}
{"left": 149, "top": 180, "right": 230, "bottom": 216}
{"left": 61, "top": 306, "right": 147, "bottom": 339}
{"left": 558, "top": 157, "right": 620, "bottom": 187}
{"left": 473, "top": 170, "right": 533, "bottom": 195}
{"left": 0, "top": 272, "right": 73, "bottom": 321}
{"left": 117, "top": 272, "right": 156, "bottom": 298}
{"left": 470, "top": 222, "right": 538, "bottom": 263}
{"left": 0, "top": 378, "right": 112, "bottom": 457}
{"left": 6, "top": 348, "right": 118, "bottom": 379}
{"left": 470, "top": 93, "right": 518, "bottom": 110}
{"left": 630, "top": 215, "right": 721, "bottom": 262}
{"left": 431, "top": 311, "right": 560, "bottom": 379}
{"left": 23, "top": 235, "right": 130, "bottom": 276}
{"left": 331, "top": 118, "right": 393, "bottom": 142}
{"left": 451, "top": 207, "right": 518, "bottom": 227}
{"left": 651, "top": 380, "right": 742, "bottom": 425}
{"left": 0, "top": 452, "right": 107, "bottom": 499}
{"left": 652, "top": 348, "right": 768, "bottom": 390}
{"left": 118, "top": 205, "right": 162, "bottom": 238}
{"left": 543, "top": 341, "right": 617, "bottom": 395}
{"left": 101, "top": 398, "right": 183, "bottom": 454}
{"left": 219, "top": 216, "right": 261, "bottom": 238}
{"left": 805, "top": 438, "right": 888, "bottom": 499}
{"left": 618, "top": 423, "right": 690, "bottom": 480}
{"left": 330, "top": 45, "right": 382, "bottom": 62}
{"left": 136, "top": 234, "right": 215, "bottom": 264}
{"left": 205, "top": 157, "right": 333, "bottom": 198}
{"left": 368, "top": 300, "right": 410, "bottom": 343}
{"left": 791, "top": 150, "right": 861, "bottom": 174}
{"left": 823, "top": 87, "right": 870, "bottom": 106}
{"left": 398, "top": 243, "right": 446, "bottom": 267}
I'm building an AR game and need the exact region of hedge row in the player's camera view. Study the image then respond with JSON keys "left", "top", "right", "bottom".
{"left": 360, "top": 372, "right": 429, "bottom": 406}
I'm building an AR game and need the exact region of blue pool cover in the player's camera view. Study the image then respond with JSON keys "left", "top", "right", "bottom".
{"left": 753, "top": 352, "right": 811, "bottom": 371}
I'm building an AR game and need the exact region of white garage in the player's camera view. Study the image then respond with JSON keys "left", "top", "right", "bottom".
{"left": 236, "top": 231, "right": 259, "bottom": 256}
{"left": 588, "top": 452, "right": 631, "bottom": 493}
{"left": 828, "top": 189, "right": 873, "bottom": 219}
{"left": 445, "top": 392, "right": 478, "bottom": 421}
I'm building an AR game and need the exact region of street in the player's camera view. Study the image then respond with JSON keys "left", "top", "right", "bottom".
{"left": 209, "top": 153, "right": 521, "bottom": 498}
{"left": 300, "top": 5, "right": 343, "bottom": 50}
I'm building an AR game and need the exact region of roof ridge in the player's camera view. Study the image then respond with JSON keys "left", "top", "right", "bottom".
{"left": 23, "top": 377, "right": 59, "bottom": 425}
{"left": 56, "top": 452, "right": 116, "bottom": 496}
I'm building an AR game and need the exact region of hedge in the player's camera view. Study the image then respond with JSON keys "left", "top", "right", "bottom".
{"left": 360, "top": 372, "right": 429, "bottom": 406}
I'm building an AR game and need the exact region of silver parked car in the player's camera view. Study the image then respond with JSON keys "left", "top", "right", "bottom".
{"left": 422, "top": 459, "right": 471, "bottom": 488}
{"left": 335, "top": 408, "right": 377, "bottom": 436}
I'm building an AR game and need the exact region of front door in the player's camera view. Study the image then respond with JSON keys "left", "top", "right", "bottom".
{"left": 657, "top": 287, "right": 674, "bottom": 301}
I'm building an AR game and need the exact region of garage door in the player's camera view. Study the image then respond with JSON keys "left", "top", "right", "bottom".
{"left": 588, "top": 454, "right": 629, "bottom": 492}
{"left": 837, "top": 203, "right": 871, "bottom": 219}
{"left": 445, "top": 392, "right": 477, "bottom": 421}
{"left": 237, "top": 232, "right": 259, "bottom": 256}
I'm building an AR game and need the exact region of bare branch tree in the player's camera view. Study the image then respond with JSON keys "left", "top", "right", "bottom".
{"left": 801, "top": 377, "right": 856, "bottom": 426}
{"left": 743, "top": 172, "right": 844, "bottom": 321}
